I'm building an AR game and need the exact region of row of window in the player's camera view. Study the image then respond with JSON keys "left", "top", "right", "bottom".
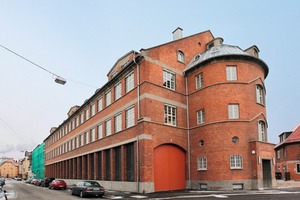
{"left": 277, "top": 164, "right": 300, "bottom": 173}
{"left": 197, "top": 155, "right": 243, "bottom": 170}
{"left": 46, "top": 71, "right": 135, "bottom": 147}
{"left": 46, "top": 106, "right": 135, "bottom": 160}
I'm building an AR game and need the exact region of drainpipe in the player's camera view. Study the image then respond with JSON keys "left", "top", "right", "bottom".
{"left": 133, "top": 52, "right": 141, "bottom": 193}
{"left": 185, "top": 76, "right": 191, "bottom": 189}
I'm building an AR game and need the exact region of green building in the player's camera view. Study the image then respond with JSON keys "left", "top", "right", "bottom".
{"left": 31, "top": 143, "right": 45, "bottom": 179}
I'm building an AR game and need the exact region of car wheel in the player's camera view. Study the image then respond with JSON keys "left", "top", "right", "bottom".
{"left": 80, "top": 191, "right": 84, "bottom": 198}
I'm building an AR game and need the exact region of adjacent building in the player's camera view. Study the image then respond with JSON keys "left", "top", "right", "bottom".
{"left": 0, "top": 160, "right": 19, "bottom": 178}
{"left": 31, "top": 144, "right": 45, "bottom": 179}
{"left": 44, "top": 28, "right": 275, "bottom": 192}
{"left": 275, "top": 123, "right": 300, "bottom": 181}
{"left": 19, "top": 151, "right": 32, "bottom": 180}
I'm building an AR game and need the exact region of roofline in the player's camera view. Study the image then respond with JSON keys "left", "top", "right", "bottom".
{"left": 184, "top": 54, "right": 269, "bottom": 78}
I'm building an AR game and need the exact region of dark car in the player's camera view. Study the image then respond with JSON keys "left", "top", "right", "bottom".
{"left": 0, "top": 178, "right": 5, "bottom": 187}
{"left": 42, "top": 177, "right": 55, "bottom": 187}
{"left": 71, "top": 181, "right": 105, "bottom": 198}
{"left": 0, "top": 187, "right": 7, "bottom": 200}
{"left": 49, "top": 180, "right": 67, "bottom": 190}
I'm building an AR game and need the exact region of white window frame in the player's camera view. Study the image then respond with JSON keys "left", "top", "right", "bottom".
{"left": 163, "top": 70, "right": 176, "bottom": 90}
{"left": 226, "top": 66, "right": 237, "bottom": 81}
{"left": 85, "top": 108, "right": 89, "bottom": 121}
{"left": 277, "top": 150, "right": 280, "bottom": 159}
{"left": 97, "top": 124, "right": 103, "bottom": 140}
{"left": 177, "top": 50, "right": 185, "bottom": 63}
{"left": 126, "top": 106, "right": 135, "bottom": 128}
{"left": 258, "top": 121, "right": 266, "bottom": 142}
{"left": 105, "top": 90, "right": 111, "bottom": 107}
{"left": 91, "top": 128, "right": 95, "bottom": 142}
{"left": 98, "top": 97, "right": 103, "bottom": 112}
{"left": 164, "top": 104, "right": 177, "bottom": 126}
{"left": 91, "top": 103, "right": 96, "bottom": 117}
{"left": 230, "top": 155, "right": 243, "bottom": 169}
{"left": 228, "top": 104, "right": 239, "bottom": 119}
{"left": 256, "top": 85, "right": 265, "bottom": 104}
{"left": 196, "top": 73, "right": 203, "bottom": 89}
{"left": 80, "top": 134, "right": 84, "bottom": 147}
{"left": 197, "top": 109, "right": 205, "bottom": 124}
{"left": 106, "top": 119, "right": 112, "bottom": 136}
{"left": 115, "top": 113, "right": 122, "bottom": 133}
{"left": 197, "top": 157, "right": 207, "bottom": 170}
{"left": 126, "top": 71, "right": 134, "bottom": 93}
{"left": 85, "top": 131, "right": 89, "bottom": 144}
{"left": 115, "top": 81, "right": 122, "bottom": 101}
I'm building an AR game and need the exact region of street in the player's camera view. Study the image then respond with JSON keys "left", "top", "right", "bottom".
{"left": 2, "top": 179, "right": 300, "bottom": 200}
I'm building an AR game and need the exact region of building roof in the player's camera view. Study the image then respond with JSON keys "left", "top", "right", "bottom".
{"left": 275, "top": 122, "right": 300, "bottom": 149}
{"left": 184, "top": 44, "right": 269, "bottom": 77}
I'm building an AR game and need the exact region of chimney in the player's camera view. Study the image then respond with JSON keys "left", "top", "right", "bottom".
{"left": 172, "top": 27, "right": 183, "bottom": 40}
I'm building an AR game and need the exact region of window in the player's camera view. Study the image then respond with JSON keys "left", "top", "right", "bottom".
{"left": 80, "top": 113, "right": 84, "bottom": 125}
{"left": 126, "top": 71, "right": 134, "bottom": 93}
{"left": 80, "top": 134, "right": 84, "bottom": 147}
{"left": 98, "top": 97, "right": 103, "bottom": 112}
{"left": 105, "top": 90, "right": 111, "bottom": 107}
{"left": 226, "top": 66, "right": 237, "bottom": 81}
{"left": 91, "top": 128, "right": 95, "bottom": 142}
{"left": 230, "top": 155, "right": 242, "bottom": 169}
{"left": 76, "top": 117, "right": 79, "bottom": 127}
{"left": 283, "top": 146, "right": 287, "bottom": 157}
{"left": 197, "top": 109, "right": 205, "bottom": 124}
{"left": 106, "top": 119, "right": 112, "bottom": 136}
{"left": 72, "top": 139, "right": 75, "bottom": 150}
{"left": 126, "top": 106, "right": 135, "bottom": 128}
{"left": 297, "top": 163, "right": 300, "bottom": 173}
{"left": 228, "top": 104, "right": 239, "bottom": 119}
{"left": 197, "top": 157, "right": 207, "bottom": 170}
{"left": 177, "top": 50, "right": 185, "bottom": 63}
{"left": 76, "top": 137, "right": 79, "bottom": 148}
{"left": 85, "top": 108, "right": 89, "bottom": 121}
{"left": 256, "top": 85, "right": 265, "bottom": 104}
{"left": 164, "top": 105, "right": 176, "bottom": 126}
{"left": 85, "top": 131, "right": 89, "bottom": 144}
{"left": 91, "top": 103, "right": 96, "bottom": 117}
{"left": 114, "top": 82, "right": 122, "bottom": 101}
{"left": 277, "top": 150, "right": 280, "bottom": 159}
{"left": 196, "top": 73, "right": 203, "bottom": 89}
{"left": 258, "top": 121, "right": 266, "bottom": 142}
{"left": 163, "top": 70, "right": 175, "bottom": 90}
{"left": 115, "top": 113, "right": 122, "bottom": 133}
{"left": 97, "top": 124, "right": 103, "bottom": 140}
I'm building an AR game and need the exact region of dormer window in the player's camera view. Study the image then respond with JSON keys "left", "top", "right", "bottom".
{"left": 177, "top": 50, "right": 185, "bottom": 63}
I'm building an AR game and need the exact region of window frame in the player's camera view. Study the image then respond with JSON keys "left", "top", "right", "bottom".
{"left": 163, "top": 69, "right": 176, "bottom": 90}
{"left": 105, "top": 90, "right": 111, "bottom": 107}
{"left": 114, "top": 113, "right": 122, "bottom": 133}
{"left": 256, "top": 85, "right": 265, "bottom": 105}
{"left": 226, "top": 66, "right": 237, "bottom": 81}
{"left": 197, "top": 109, "right": 205, "bottom": 125}
{"left": 177, "top": 50, "right": 185, "bottom": 63}
{"left": 164, "top": 104, "right": 177, "bottom": 126}
{"left": 197, "top": 157, "right": 207, "bottom": 171}
{"left": 228, "top": 104, "right": 239, "bottom": 119}
{"left": 105, "top": 119, "right": 112, "bottom": 136}
{"left": 114, "top": 81, "right": 122, "bottom": 101}
{"left": 125, "top": 71, "right": 134, "bottom": 93}
{"left": 126, "top": 106, "right": 135, "bottom": 128}
{"left": 258, "top": 120, "right": 267, "bottom": 142}
{"left": 196, "top": 73, "right": 204, "bottom": 89}
{"left": 230, "top": 155, "right": 243, "bottom": 169}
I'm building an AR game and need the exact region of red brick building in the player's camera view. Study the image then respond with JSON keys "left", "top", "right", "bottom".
{"left": 44, "top": 28, "right": 275, "bottom": 192}
{"left": 275, "top": 123, "right": 300, "bottom": 181}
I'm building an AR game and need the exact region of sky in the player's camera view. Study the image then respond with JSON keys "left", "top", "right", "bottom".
{"left": 0, "top": 0, "right": 299, "bottom": 159}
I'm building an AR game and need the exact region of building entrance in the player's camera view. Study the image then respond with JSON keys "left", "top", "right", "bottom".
{"left": 262, "top": 159, "right": 272, "bottom": 188}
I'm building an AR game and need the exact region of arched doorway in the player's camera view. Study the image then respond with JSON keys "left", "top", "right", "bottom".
{"left": 154, "top": 144, "right": 186, "bottom": 191}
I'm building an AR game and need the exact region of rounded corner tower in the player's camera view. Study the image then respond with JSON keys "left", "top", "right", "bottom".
{"left": 184, "top": 39, "right": 274, "bottom": 190}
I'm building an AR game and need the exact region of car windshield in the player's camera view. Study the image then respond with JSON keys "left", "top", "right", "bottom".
{"left": 85, "top": 182, "right": 100, "bottom": 187}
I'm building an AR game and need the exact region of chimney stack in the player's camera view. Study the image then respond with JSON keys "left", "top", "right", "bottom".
{"left": 172, "top": 27, "right": 183, "bottom": 40}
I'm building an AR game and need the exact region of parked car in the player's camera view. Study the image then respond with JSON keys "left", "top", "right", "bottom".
{"left": 42, "top": 177, "right": 55, "bottom": 187}
{"left": 0, "top": 187, "right": 7, "bottom": 200}
{"left": 25, "top": 178, "right": 33, "bottom": 184}
{"left": 0, "top": 178, "right": 5, "bottom": 187}
{"left": 71, "top": 181, "right": 105, "bottom": 198}
{"left": 49, "top": 180, "right": 67, "bottom": 190}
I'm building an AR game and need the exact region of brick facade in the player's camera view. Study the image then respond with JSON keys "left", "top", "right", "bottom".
{"left": 44, "top": 28, "right": 275, "bottom": 193}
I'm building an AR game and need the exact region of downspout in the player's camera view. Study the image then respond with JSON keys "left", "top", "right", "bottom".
{"left": 185, "top": 76, "right": 191, "bottom": 189}
{"left": 133, "top": 52, "right": 141, "bottom": 193}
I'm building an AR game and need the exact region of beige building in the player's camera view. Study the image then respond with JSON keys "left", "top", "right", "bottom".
{"left": 19, "top": 151, "right": 32, "bottom": 180}
{"left": 0, "top": 160, "right": 19, "bottom": 178}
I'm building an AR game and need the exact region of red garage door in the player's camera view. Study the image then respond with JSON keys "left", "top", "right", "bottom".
{"left": 154, "top": 144, "right": 186, "bottom": 191}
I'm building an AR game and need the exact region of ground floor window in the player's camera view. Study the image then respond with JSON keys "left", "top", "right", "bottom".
{"left": 297, "top": 163, "right": 300, "bottom": 173}
{"left": 230, "top": 155, "right": 243, "bottom": 169}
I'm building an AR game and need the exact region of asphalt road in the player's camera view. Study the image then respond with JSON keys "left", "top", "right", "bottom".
{"left": 2, "top": 179, "right": 300, "bottom": 200}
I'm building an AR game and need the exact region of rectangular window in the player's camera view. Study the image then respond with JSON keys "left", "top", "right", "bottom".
{"left": 197, "top": 157, "right": 207, "bottom": 170}
{"left": 226, "top": 66, "right": 237, "bottom": 81}
{"left": 163, "top": 70, "right": 175, "bottom": 90}
{"left": 106, "top": 119, "right": 112, "bottom": 136}
{"left": 197, "top": 109, "right": 205, "bottom": 124}
{"left": 230, "top": 155, "right": 242, "bottom": 169}
{"left": 85, "top": 109, "right": 89, "bottom": 121}
{"left": 76, "top": 117, "right": 79, "bottom": 127}
{"left": 256, "top": 85, "right": 265, "bottom": 104}
{"left": 277, "top": 150, "right": 280, "bottom": 159}
{"left": 91, "top": 103, "right": 96, "bottom": 117}
{"left": 115, "top": 147, "right": 121, "bottom": 181}
{"left": 297, "top": 163, "right": 300, "bottom": 173}
{"left": 258, "top": 121, "right": 266, "bottom": 142}
{"left": 91, "top": 128, "right": 95, "bottom": 142}
{"left": 126, "top": 143, "right": 135, "bottom": 181}
{"left": 126, "top": 71, "right": 134, "bottom": 93}
{"left": 98, "top": 124, "right": 103, "bottom": 139}
{"left": 115, "top": 113, "right": 122, "bottom": 133}
{"left": 105, "top": 150, "right": 111, "bottom": 181}
{"left": 164, "top": 105, "right": 177, "bottom": 126}
{"left": 98, "top": 97, "right": 103, "bottom": 112}
{"left": 72, "top": 139, "right": 75, "bottom": 150}
{"left": 115, "top": 82, "right": 122, "bottom": 101}
{"left": 105, "top": 90, "right": 111, "bottom": 107}
{"left": 85, "top": 131, "right": 89, "bottom": 144}
{"left": 126, "top": 106, "right": 135, "bottom": 128}
{"left": 76, "top": 137, "right": 79, "bottom": 148}
{"left": 80, "top": 113, "right": 84, "bottom": 125}
{"left": 196, "top": 73, "right": 203, "bottom": 89}
{"left": 80, "top": 134, "right": 84, "bottom": 147}
{"left": 228, "top": 104, "right": 239, "bottom": 119}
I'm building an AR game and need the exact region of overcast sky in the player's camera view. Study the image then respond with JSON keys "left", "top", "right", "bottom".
{"left": 1, "top": 0, "right": 299, "bottom": 159}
